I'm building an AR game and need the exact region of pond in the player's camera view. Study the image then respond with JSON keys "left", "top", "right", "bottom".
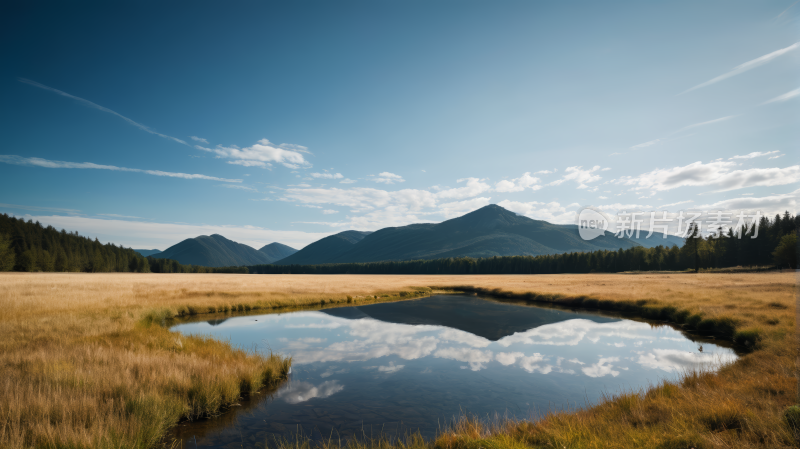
{"left": 169, "top": 294, "right": 738, "bottom": 448}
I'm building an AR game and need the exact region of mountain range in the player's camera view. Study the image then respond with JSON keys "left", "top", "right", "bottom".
{"left": 133, "top": 249, "right": 162, "bottom": 257}
{"left": 274, "top": 204, "right": 658, "bottom": 265}
{"left": 142, "top": 204, "right": 684, "bottom": 267}
{"left": 149, "top": 235, "right": 297, "bottom": 267}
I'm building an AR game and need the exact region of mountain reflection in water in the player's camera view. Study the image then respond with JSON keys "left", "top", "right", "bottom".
{"left": 170, "top": 295, "right": 737, "bottom": 448}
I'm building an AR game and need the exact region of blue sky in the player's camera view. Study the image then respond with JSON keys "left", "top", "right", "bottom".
{"left": 1, "top": 1, "right": 797, "bottom": 250}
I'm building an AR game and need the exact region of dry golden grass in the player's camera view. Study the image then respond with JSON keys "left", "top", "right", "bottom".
{"left": 0, "top": 272, "right": 795, "bottom": 449}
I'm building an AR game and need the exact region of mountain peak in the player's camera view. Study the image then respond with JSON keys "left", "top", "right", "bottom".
{"left": 441, "top": 204, "right": 529, "bottom": 230}
{"left": 258, "top": 242, "right": 298, "bottom": 263}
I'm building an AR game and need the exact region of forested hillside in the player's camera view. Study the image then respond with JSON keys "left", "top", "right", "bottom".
{"left": 0, "top": 214, "right": 244, "bottom": 273}
{"left": 251, "top": 211, "right": 798, "bottom": 274}
{"left": 274, "top": 205, "right": 643, "bottom": 265}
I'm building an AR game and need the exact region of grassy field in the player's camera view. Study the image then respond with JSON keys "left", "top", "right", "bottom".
{"left": 0, "top": 272, "right": 795, "bottom": 448}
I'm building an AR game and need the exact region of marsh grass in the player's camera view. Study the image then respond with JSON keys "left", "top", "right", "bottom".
{"left": 0, "top": 272, "right": 795, "bottom": 448}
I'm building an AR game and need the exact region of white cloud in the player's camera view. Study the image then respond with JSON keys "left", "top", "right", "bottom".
{"left": 438, "top": 197, "right": 492, "bottom": 218}
{"left": 228, "top": 160, "right": 269, "bottom": 168}
{"left": 322, "top": 209, "right": 339, "bottom": 215}
{"left": 616, "top": 160, "right": 800, "bottom": 193}
{"left": 681, "top": 42, "right": 800, "bottom": 94}
{"left": 190, "top": 136, "right": 209, "bottom": 144}
{"left": 311, "top": 172, "right": 344, "bottom": 179}
{"left": 729, "top": 151, "right": 779, "bottom": 160}
{"left": 436, "top": 178, "right": 491, "bottom": 199}
{"left": 548, "top": 166, "right": 602, "bottom": 189}
{"left": 498, "top": 200, "right": 575, "bottom": 224}
{"left": 365, "top": 362, "right": 405, "bottom": 374}
{"left": 434, "top": 347, "right": 494, "bottom": 371}
{"left": 195, "top": 138, "right": 311, "bottom": 169}
{"left": 219, "top": 184, "right": 258, "bottom": 192}
{"left": 494, "top": 172, "right": 542, "bottom": 192}
{"left": 274, "top": 380, "right": 344, "bottom": 404}
{"left": 769, "top": 154, "right": 785, "bottom": 160}
{"left": 0, "top": 155, "right": 242, "bottom": 183}
{"left": 637, "top": 349, "right": 735, "bottom": 373}
{"left": 282, "top": 175, "right": 497, "bottom": 229}
{"left": 764, "top": 87, "right": 800, "bottom": 104}
{"left": 695, "top": 190, "right": 798, "bottom": 217}
{"left": 534, "top": 169, "right": 556, "bottom": 175}
{"left": 495, "top": 352, "right": 524, "bottom": 366}
{"left": 284, "top": 187, "right": 435, "bottom": 213}
{"left": 582, "top": 357, "right": 621, "bottom": 378}
{"left": 1, "top": 213, "right": 332, "bottom": 251}
{"left": 369, "top": 172, "right": 405, "bottom": 184}
{"left": 339, "top": 178, "right": 357, "bottom": 184}
{"left": 18, "top": 78, "right": 188, "bottom": 145}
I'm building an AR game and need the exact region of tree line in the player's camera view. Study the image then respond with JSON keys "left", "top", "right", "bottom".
{"left": 0, "top": 214, "right": 247, "bottom": 273}
{"left": 1, "top": 211, "right": 794, "bottom": 275}
{"left": 249, "top": 211, "right": 798, "bottom": 275}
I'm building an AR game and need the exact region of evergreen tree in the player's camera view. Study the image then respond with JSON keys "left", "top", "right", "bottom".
{"left": 773, "top": 234, "right": 797, "bottom": 269}
{"left": 0, "top": 233, "right": 15, "bottom": 271}
{"left": 19, "top": 250, "right": 37, "bottom": 272}
{"left": 681, "top": 223, "right": 702, "bottom": 273}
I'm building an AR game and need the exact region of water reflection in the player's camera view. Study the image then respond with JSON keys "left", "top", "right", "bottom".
{"left": 170, "top": 295, "right": 737, "bottom": 447}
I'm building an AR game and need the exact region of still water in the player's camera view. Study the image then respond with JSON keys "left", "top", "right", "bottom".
{"left": 170, "top": 294, "right": 737, "bottom": 447}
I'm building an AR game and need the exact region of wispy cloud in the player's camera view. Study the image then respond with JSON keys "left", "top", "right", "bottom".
{"left": 729, "top": 150, "right": 779, "bottom": 160}
{"left": 0, "top": 155, "right": 242, "bottom": 183}
{"left": 657, "top": 200, "right": 694, "bottom": 209}
{"left": 195, "top": 139, "right": 311, "bottom": 169}
{"left": 681, "top": 42, "right": 800, "bottom": 94}
{"left": 0, "top": 203, "right": 81, "bottom": 215}
{"left": 630, "top": 139, "right": 662, "bottom": 150}
{"left": 494, "top": 172, "right": 542, "bottom": 192}
{"left": 615, "top": 160, "right": 800, "bottom": 193}
{"left": 369, "top": 172, "right": 405, "bottom": 184}
{"left": 219, "top": 184, "right": 258, "bottom": 191}
{"left": 547, "top": 166, "right": 602, "bottom": 189}
{"left": 675, "top": 116, "right": 736, "bottom": 132}
{"left": 763, "top": 87, "right": 800, "bottom": 104}
{"left": 189, "top": 136, "right": 209, "bottom": 144}
{"left": 311, "top": 172, "right": 344, "bottom": 179}
{"left": 97, "top": 213, "right": 143, "bottom": 219}
{"left": 775, "top": 1, "right": 798, "bottom": 21}
{"left": 18, "top": 78, "right": 188, "bottom": 145}
{"left": 630, "top": 116, "right": 735, "bottom": 150}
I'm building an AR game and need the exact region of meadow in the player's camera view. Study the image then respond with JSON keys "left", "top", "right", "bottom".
{"left": 0, "top": 272, "right": 795, "bottom": 448}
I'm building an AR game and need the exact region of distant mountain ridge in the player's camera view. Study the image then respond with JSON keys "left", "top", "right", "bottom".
{"left": 258, "top": 242, "right": 298, "bottom": 263}
{"left": 273, "top": 205, "right": 649, "bottom": 265}
{"left": 275, "top": 231, "right": 371, "bottom": 265}
{"left": 133, "top": 249, "right": 161, "bottom": 257}
{"left": 149, "top": 205, "right": 684, "bottom": 268}
{"left": 153, "top": 234, "right": 274, "bottom": 267}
